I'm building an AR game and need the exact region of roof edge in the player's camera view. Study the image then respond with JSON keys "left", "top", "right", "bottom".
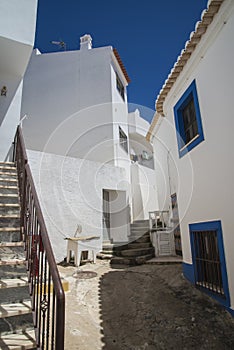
{"left": 146, "top": 112, "right": 161, "bottom": 141}
{"left": 147, "top": 0, "right": 224, "bottom": 139}
{"left": 113, "top": 48, "right": 131, "bottom": 84}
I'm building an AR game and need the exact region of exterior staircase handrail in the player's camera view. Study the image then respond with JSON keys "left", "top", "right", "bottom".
{"left": 13, "top": 126, "right": 65, "bottom": 350}
{"left": 149, "top": 210, "right": 170, "bottom": 231}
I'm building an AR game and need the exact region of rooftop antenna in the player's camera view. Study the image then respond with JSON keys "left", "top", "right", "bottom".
{"left": 50, "top": 40, "right": 67, "bottom": 51}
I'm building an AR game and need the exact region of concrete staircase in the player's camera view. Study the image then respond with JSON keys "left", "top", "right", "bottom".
{"left": 111, "top": 220, "right": 155, "bottom": 265}
{"left": 0, "top": 162, "right": 36, "bottom": 349}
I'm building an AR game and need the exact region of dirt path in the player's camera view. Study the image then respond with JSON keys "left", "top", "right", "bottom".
{"left": 59, "top": 260, "right": 234, "bottom": 350}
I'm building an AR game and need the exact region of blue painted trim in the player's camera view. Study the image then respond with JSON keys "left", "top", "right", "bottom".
{"left": 182, "top": 262, "right": 195, "bottom": 284}
{"left": 227, "top": 307, "right": 234, "bottom": 317}
{"left": 189, "top": 220, "right": 230, "bottom": 308}
{"left": 174, "top": 80, "right": 204, "bottom": 158}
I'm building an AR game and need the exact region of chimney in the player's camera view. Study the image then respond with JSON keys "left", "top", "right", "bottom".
{"left": 80, "top": 34, "right": 92, "bottom": 50}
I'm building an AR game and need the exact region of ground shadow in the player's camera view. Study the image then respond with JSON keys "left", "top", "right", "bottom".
{"left": 98, "top": 264, "right": 234, "bottom": 350}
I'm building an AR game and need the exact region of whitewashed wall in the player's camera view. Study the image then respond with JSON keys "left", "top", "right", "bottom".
{"left": 21, "top": 47, "right": 130, "bottom": 167}
{"left": 131, "top": 163, "right": 158, "bottom": 220}
{"left": 0, "top": 0, "right": 38, "bottom": 160}
{"left": 27, "top": 150, "right": 129, "bottom": 262}
{"left": 0, "top": 78, "right": 23, "bottom": 160}
{"left": 128, "top": 109, "right": 150, "bottom": 137}
{"left": 21, "top": 38, "right": 159, "bottom": 247}
{"left": 152, "top": 0, "right": 234, "bottom": 311}
{"left": 0, "top": 0, "right": 37, "bottom": 45}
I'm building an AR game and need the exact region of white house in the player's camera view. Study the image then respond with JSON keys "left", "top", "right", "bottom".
{"left": 21, "top": 35, "right": 158, "bottom": 261}
{"left": 0, "top": 0, "right": 38, "bottom": 160}
{"left": 147, "top": 0, "right": 234, "bottom": 315}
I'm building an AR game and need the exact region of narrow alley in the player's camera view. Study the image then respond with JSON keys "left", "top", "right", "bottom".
{"left": 59, "top": 260, "right": 234, "bottom": 350}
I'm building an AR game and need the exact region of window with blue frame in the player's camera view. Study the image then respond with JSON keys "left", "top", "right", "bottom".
{"left": 189, "top": 220, "right": 230, "bottom": 307}
{"left": 174, "top": 80, "right": 204, "bottom": 158}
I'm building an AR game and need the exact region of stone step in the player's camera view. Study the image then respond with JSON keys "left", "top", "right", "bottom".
{"left": 97, "top": 252, "right": 113, "bottom": 260}
{"left": 0, "top": 284, "right": 31, "bottom": 304}
{"left": 110, "top": 256, "right": 140, "bottom": 266}
{"left": 127, "top": 242, "right": 152, "bottom": 249}
{"left": 130, "top": 225, "right": 149, "bottom": 232}
{"left": 0, "top": 300, "right": 32, "bottom": 318}
{"left": 130, "top": 229, "right": 149, "bottom": 236}
{"left": 130, "top": 224, "right": 149, "bottom": 229}
{"left": 0, "top": 203, "right": 20, "bottom": 215}
{"left": 0, "top": 328, "right": 36, "bottom": 350}
{"left": 0, "top": 166, "right": 17, "bottom": 174}
{"left": 0, "top": 284, "right": 30, "bottom": 304}
{"left": 0, "top": 314, "right": 34, "bottom": 336}
{"left": 0, "top": 215, "right": 20, "bottom": 227}
{"left": 130, "top": 231, "right": 150, "bottom": 237}
{"left": 132, "top": 219, "right": 149, "bottom": 224}
{"left": 110, "top": 253, "right": 154, "bottom": 266}
{"left": 0, "top": 277, "right": 28, "bottom": 289}
{"left": 0, "top": 172, "right": 17, "bottom": 179}
{"left": 0, "top": 259, "right": 25, "bottom": 266}
{"left": 130, "top": 229, "right": 149, "bottom": 235}
{"left": 120, "top": 247, "right": 154, "bottom": 258}
{"left": 112, "top": 243, "right": 129, "bottom": 252}
{"left": 0, "top": 185, "right": 18, "bottom": 195}
{"left": 128, "top": 234, "right": 151, "bottom": 244}
{"left": 0, "top": 194, "right": 19, "bottom": 204}
{"left": 0, "top": 162, "right": 15, "bottom": 168}
{"left": 0, "top": 178, "right": 18, "bottom": 187}
{"left": 0, "top": 263, "right": 27, "bottom": 279}
{"left": 0, "top": 227, "right": 21, "bottom": 243}
{"left": 0, "top": 244, "right": 25, "bottom": 261}
{"left": 102, "top": 242, "right": 114, "bottom": 252}
{"left": 0, "top": 241, "right": 24, "bottom": 247}
{"left": 131, "top": 221, "right": 149, "bottom": 225}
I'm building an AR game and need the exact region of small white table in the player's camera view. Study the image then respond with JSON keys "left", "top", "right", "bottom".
{"left": 66, "top": 236, "right": 100, "bottom": 266}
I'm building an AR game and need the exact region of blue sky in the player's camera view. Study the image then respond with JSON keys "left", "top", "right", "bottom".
{"left": 35, "top": 0, "right": 208, "bottom": 122}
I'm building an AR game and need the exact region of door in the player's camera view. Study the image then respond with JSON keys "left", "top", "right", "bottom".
{"left": 103, "top": 190, "right": 110, "bottom": 242}
{"left": 171, "top": 193, "right": 182, "bottom": 256}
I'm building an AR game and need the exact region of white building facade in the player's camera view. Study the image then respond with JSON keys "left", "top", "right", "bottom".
{"left": 147, "top": 0, "right": 234, "bottom": 315}
{"left": 21, "top": 35, "right": 158, "bottom": 261}
{"left": 0, "top": 0, "right": 38, "bottom": 160}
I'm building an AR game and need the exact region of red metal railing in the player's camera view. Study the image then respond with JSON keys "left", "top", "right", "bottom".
{"left": 13, "top": 126, "right": 65, "bottom": 350}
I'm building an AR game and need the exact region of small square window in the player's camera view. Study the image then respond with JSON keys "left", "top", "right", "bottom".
{"left": 174, "top": 80, "right": 204, "bottom": 158}
{"left": 119, "top": 126, "right": 128, "bottom": 153}
{"left": 116, "top": 73, "right": 125, "bottom": 101}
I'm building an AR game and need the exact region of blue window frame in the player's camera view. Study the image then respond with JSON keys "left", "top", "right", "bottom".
{"left": 189, "top": 220, "right": 230, "bottom": 307}
{"left": 174, "top": 80, "right": 204, "bottom": 158}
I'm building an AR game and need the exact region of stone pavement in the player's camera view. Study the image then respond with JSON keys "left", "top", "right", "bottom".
{"left": 58, "top": 259, "right": 234, "bottom": 350}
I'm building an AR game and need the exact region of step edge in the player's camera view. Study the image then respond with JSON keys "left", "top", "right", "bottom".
{"left": 0, "top": 277, "right": 28, "bottom": 289}
{"left": 0, "top": 259, "right": 25, "bottom": 266}
{"left": 0, "top": 328, "right": 36, "bottom": 349}
{"left": 0, "top": 185, "right": 18, "bottom": 189}
{"left": 0, "top": 172, "right": 17, "bottom": 176}
{"left": 0, "top": 227, "right": 21, "bottom": 232}
{"left": 0, "top": 300, "right": 32, "bottom": 318}
{"left": 120, "top": 247, "right": 154, "bottom": 253}
{"left": 0, "top": 168, "right": 17, "bottom": 173}
{"left": 0, "top": 178, "right": 18, "bottom": 181}
{"left": 0, "top": 194, "right": 19, "bottom": 197}
{"left": 0, "top": 242, "right": 24, "bottom": 247}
